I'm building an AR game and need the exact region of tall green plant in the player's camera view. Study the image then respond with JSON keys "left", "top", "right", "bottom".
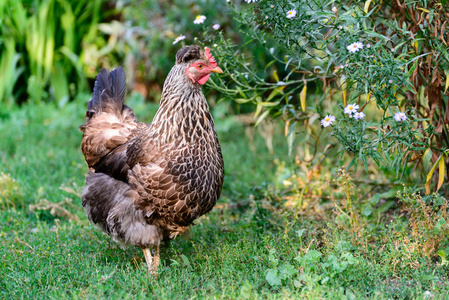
{"left": 0, "top": 39, "right": 24, "bottom": 107}
{"left": 0, "top": 0, "right": 107, "bottom": 106}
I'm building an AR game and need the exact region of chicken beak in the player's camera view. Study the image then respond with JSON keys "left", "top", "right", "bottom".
{"left": 211, "top": 66, "right": 223, "bottom": 74}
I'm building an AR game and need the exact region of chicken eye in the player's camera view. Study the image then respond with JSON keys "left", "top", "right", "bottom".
{"left": 197, "top": 64, "right": 203, "bottom": 69}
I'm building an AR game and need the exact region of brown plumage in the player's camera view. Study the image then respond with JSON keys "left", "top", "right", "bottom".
{"left": 79, "top": 45, "right": 224, "bottom": 275}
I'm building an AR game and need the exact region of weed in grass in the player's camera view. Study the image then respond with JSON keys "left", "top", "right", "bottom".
{"left": 331, "top": 169, "right": 363, "bottom": 241}
{"left": 29, "top": 198, "right": 80, "bottom": 223}
{"left": 277, "top": 161, "right": 330, "bottom": 213}
{"left": 398, "top": 187, "right": 449, "bottom": 260}
{"left": 0, "top": 172, "right": 23, "bottom": 210}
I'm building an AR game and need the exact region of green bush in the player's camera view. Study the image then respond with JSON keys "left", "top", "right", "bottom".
{"left": 204, "top": 0, "right": 449, "bottom": 193}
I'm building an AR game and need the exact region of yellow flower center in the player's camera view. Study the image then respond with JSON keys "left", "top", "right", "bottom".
{"left": 196, "top": 15, "right": 202, "bottom": 19}
{"left": 349, "top": 106, "right": 353, "bottom": 109}
{"left": 325, "top": 118, "right": 330, "bottom": 122}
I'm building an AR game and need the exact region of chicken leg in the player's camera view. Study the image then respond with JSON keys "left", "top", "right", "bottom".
{"left": 142, "top": 245, "right": 160, "bottom": 277}
{"left": 154, "top": 244, "right": 160, "bottom": 270}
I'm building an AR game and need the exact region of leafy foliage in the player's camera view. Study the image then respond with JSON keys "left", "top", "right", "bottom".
{"left": 204, "top": 0, "right": 449, "bottom": 193}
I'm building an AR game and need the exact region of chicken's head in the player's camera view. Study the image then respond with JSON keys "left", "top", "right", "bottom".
{"left": 176, "top": 45, "right": 223, "bottom": 85}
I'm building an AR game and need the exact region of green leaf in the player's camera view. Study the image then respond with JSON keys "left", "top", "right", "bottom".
{"left": 435, "top": 217, "right": 446, "bottom": 232}
{"left": 255, "top": 110, "right": 270, "bottom": 127}
{"left": 363, "top": 204, "right": 373, "bottom": 216}
{"left": 236, "top": 86, "right": 247, "bottom": 98}
{"left": 239, "top": 281, "right": 253, "bottom": 298}
{"left": 180, "top": 254, "right": 192, "bottom": 269}
{"left": 266, "top": 86, "right": 285, "bottom": 102}
{"left": 265, "top": 60, "right": 276, "bottom": 69}
{"left": 437, "top": 249, "right": 447, "bottom": 259}
{"left": 370, "top": 193, "right": 381, "bottom": 205}
{"left": 341, "top": 253, "right": 357, "bottom": 265}
{"left": 279, "top": 264, "right": 297, "bottom": 279}
{"left": 425, "top": 154, "right": 444, "bottom": 195}
{"left": 296, "top": 229, "right": 306, "bottom": 237}
{"left": 234, "top": 98, "right": 252, "bottom": 104}
{"left": 266, "top": 269, "right": 281, "bottom": 286}
{"left": 258, "top": 101, "right": 280, "bottom": 107}
{"left": 363, "top": 30, "right": 389, "bottom": 41}
{"left": 169, "top": 258, "right": 181, "bottom": 267}
{"left": 287, "top": 122, "right": 296, "bottom": 156}
{"left": 438, "top": 250, "right": 449, "bottom": 266}
{"left": 293, "top": 279, "right": 303, "bottom": 288}
{"left": 304, "top": 250, "right": 322, "bottom": 265}
{"left": 346, "top": 157, "right": 357, "bottom": 171}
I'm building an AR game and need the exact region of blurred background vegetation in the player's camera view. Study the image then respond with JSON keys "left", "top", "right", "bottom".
{"left": 0, "top": 0, "right": 237, "bottom": 106}
{"left": 1, "top": 0, "right": 449, "bottom": 219}
{"left": 2, "top": 0, "right": 448, "bottom": 191}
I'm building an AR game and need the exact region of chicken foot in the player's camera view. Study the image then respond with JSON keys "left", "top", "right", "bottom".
{"left": 142, "top": 245, "right": 160, "bottom": 277}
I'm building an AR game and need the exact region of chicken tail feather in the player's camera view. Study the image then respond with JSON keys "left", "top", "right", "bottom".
{"left": 79, "top": 67, "right": 138, "bottom": 167}
{"left": 85, "top": 67, "right": 127, "bottom": 121}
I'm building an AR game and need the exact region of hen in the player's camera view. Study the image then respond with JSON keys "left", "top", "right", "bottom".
{"left": 79, "top": 45, "right": 224, "bottom": 275}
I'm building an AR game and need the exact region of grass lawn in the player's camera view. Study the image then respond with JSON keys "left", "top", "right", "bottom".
{"left": 1, "top": 99, "right": 448, "bottom": 299}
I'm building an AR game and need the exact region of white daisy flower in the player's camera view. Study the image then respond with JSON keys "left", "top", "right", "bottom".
{"left": 321, "top": 115, "right": 336, "bottom": 127}
{"left": 286, "top": 9, "right": 297, "bottom": 19}
{"left": 212, "top": 24, "right": 220, "bottom": 30}
{"left": 347, "top": 42, "right": 364, "bottom": 53}
{"left": 172, "top": 35, "right": 186, "bottom": 45}
{"left": 344, "top": 103, "right": 359, "bottom": 116}
{"left": 353, "top": 112, "right": 366, "bottom": 120}
{"left": 394, "top": 112, "right": 407, "bottom": 121}
{"left": 193, "top": 15, "right": 206, "bottom": 24}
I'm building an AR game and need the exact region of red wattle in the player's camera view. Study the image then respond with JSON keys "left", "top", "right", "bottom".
{"left": 197, "top": 74, "right": 210, "bottom": 85}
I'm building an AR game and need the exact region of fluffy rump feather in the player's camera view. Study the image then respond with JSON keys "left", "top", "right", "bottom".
{"left": 82, "top": 172, "right": 162, "bottom": 247}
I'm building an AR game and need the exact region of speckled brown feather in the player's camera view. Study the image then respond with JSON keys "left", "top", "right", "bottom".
{"left": 81, "top": 46, "right": 224, "bottom": 247}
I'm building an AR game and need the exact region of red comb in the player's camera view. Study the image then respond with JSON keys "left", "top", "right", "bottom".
{"left": 204, "top": 47, "right": 217, "bottom": 68}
